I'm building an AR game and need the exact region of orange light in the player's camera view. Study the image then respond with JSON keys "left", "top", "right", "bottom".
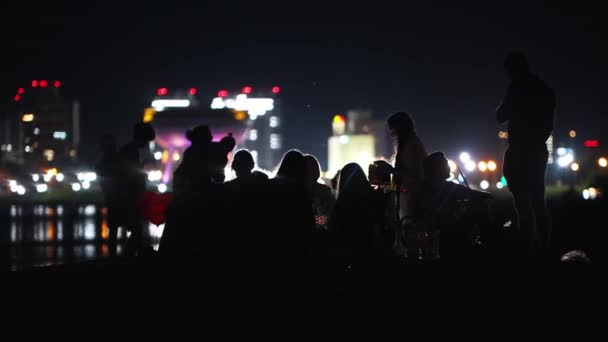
{"left": 47, "top": 221, "right": 55, "bottom": 241}
{"left": 234, "top": 111, "right": 247, "bottom": 121}
{"left": 101, "top": 219, "right": 109, "bottom": 240}
{"left": 143, "top": 107, "right": 156, "bottom": 123}
{"left": 478, "top": 161, "right": 488, "bottom": 172}
{"left": 487, "top": 161, "right": 497, "bottom": 172}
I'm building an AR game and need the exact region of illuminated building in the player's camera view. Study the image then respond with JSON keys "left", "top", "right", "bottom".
{"left": 327, "top": 109, "right": 389, "bottom": 177}
{"left": 143, "top": 86, "right": 282, "bottom": 186}
{"left": 1, "top": 80, "right": 80, "bottom": 165}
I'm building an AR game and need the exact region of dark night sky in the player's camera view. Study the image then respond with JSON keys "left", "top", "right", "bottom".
{"left": 1, "top": 1, "right": 606, "bottom": 167}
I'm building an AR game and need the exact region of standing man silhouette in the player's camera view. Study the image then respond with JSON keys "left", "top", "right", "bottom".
{"left": 496, "top": 52, "right": 556, "bottom": 255}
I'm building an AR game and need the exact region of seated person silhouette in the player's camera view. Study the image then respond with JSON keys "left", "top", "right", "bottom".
{"left": 410, "top": 152, "right": 492, "bottom": 258}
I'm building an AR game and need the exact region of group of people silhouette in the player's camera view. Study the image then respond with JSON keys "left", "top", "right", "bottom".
{"left": 96, "top": 52, "right": 556, "bottom": 265}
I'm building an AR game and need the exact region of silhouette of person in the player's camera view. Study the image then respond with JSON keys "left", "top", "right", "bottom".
{"left": 118, "top": 122, "right": 156, "bottom": 257}
{"left": 95, "top": 134, "right": 122, "bottom": 257}
{"left": 304, "top": 154, "right": 334, "bottom": 230}
{"left": 496, "top": 52, "right": 556, "bottom": 255}
{"left": 227, "top": 150, "right": 269, "bottom": 186}
{"left": 262, "top": 150, "right": 314, "bottom": 269}
{"left": 330, "top": 163, "right": 384, "bottom": 263}
{"left": 387, "top": 111, "right": 427, "bottom": 220}
{"left": 172, "top": 125, "right": 213, "bottom": 195}
{"left": 411, "top": 152, "right": 492, "bottom": 258}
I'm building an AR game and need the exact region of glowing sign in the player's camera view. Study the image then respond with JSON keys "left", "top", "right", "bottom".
{"left": 53, "top": 131, "right": 67, "bottom": 140}
{"left": 151, "top": 99, "right": 191, "bottom": 111}
{"left": 210, "top": 94, "right": 274, "bottom": 118}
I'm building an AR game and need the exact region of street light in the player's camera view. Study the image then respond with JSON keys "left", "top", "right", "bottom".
{"left": 478, "top": 161, "right": 488, "bottom": 172}
{"left": 599, "top": 157, "right": 607, "bottom": 168}
{"left": 571, "top": 163, "right": 580, "bottom": 172}
{"left": 459, "top": 152, "right": 471, "bottom": 163}
{"left": 487, "top": 160, "right": 497, "bottom": 172}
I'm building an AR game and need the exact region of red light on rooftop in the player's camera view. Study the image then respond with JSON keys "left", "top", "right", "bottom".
{"left": 157, "top": 88, "right": 168, "bottom": 96}
{"left": 18, "top": 87, "right": 24, "bottom": 94}
{"left": 272, "top": 86, "right": 281, "bottom": 94}
{"left": 242, "top": 86, "right": 253, "bottom": 94}
{"left": 584, "top": 140, "right": 599, "bottom": 148}
{"left": 32, "top": 80, "right": 38, "bottom": 87}
{"left": 54, "top": 80, "right": 61, "bottom": 88}
{"left": 40, "top": 80, "right": 48, "bottom": 87}
{"left": 189, "top": 87, "right": 197, "bottom": 95}
{"left": 14, "top": 94, "right": 20, "bottom": 102}
{"left": 218, "top": 90, "right": 229, "bottom": 97}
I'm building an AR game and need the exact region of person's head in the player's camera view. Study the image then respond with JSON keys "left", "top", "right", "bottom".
{"left": 232, "top": 150, "right": 255, "bottom": 178}
{"left": 304, "top": 154, "right": 321, "bottom": 187}
{"left": 504, "top": 51, "right": 530, "bottom": 81}
{"left": 337, "top": 163, "right": 369, "bottom": 197}
{"left": 132, "top": 122, "right": 156, "bottom": 147}
{"left": 276, "top": 150, "right": 306, "bottom": 184}
{"left": 423, "top": 152, "right": 451, "bottom": 181}
{"left": 208, "top": 133, "right": 236, "bottom": 183}
{"left": 186, "top": 125, "right": 212, "bottom": 146}
{"left": 387, "top": 112, "right": 415, "bottom": 138}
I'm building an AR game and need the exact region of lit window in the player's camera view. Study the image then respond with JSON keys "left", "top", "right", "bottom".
{"left": 269, "top": 116, "right": 279, "bottom": 128}
{"left": 270, "top": 134, "right": 281, "bottom": 150}
{"left": 249, "top": 129, "right": 258, "bottom": 141}
{"left": 22, "top": 114, "right": 34, "bottom": 122}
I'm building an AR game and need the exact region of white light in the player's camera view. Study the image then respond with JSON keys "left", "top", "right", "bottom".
{"left": 77, "top": 173, "right": 85, "bottom": 181}
{"left": 496, "top": 182, "right": 504, "bottom": 189}
{"left": 154, "top": 151, "right": 163, "bottom": 160}
{"left": 17, "top": 186, "right": 26, "bottom": 195}
{"left": 465, "top": 160, "right": 476, "bottom": 172}
{"left": 25, "top": 146, "right": 31, "bottom": 153}
{"left": 53, "top": 131, "right": 67, "bottom": 140}
{"left": 599, "top": 158, "right": 608, "bottom": 168}
{"left": 215, "top": 95, "right": 274, "bottom": 116}
{"left": 250, "top": 150, "right": 258, "bottom": 166}
{"left": 210, "top": 97, "right": 226, "bottom": 109}
{"left": 269, "top": 116, "right": 279, "bottom": 128}
{"left": 72, "top": 183, "right": 81, "bottom": 192}
{"left": 447, "top": 160, "right": 457, "bottom": 173}
{"left": 480, "top": 180, "right": 489, "bottom": 190}
{"left": 151, "top": 99, "right": 190, "bottom": 111}
{"left": 147, "top": 170, "right": 163, "bottom": 182}
{"left": 56, "top": 173, "right": 64, "bottom": 182}
{"left": 43, "top": 173, "right": 53, "bottom": 183}
{"left": 157, "top": 183, "right": 167, "bottom": 193}
{"left": 588, "top": 187, "right": 598, "bottom": 200}
{"left": 452, "top": 180, "right": 460, "bottom": 184}
{"left": 8, "top": 180, "right": 17, "bottom": 187}
{"left": 459, "top": 152, "right": 471, "bottom": 163}
{"left": 172, "top": 152, "right": 180, "bottom": 161}
{"left": 570, "top": 163, "right": 580, "bottom": 172}
{"left": 84, "top": 172, "right": 97, "bottom": 182}
{"left": 270, "top": 134, "right": 281, "bottom": 150}
{"left": 339, "top": 135, "right": 350, "bottom": 144}
{"left": 36, "top": 184, "right": 48, "bottom": 193}
{"left": 557, "top": 153, "right": 574, "bottom": 168}
{"left": 249, "top": 129, "right": 258, "bottom": 141}
{"left": 34, "top": 127, "right": 40, "bottom": 135}
{"left": 556, "top": 147, "right": 567, "bottom": 156}
{"left": 84, "top": 205, "right": 96, "bottom": 216}
{"left": 82, "top": 181, "right": 91, "bottom": 190}
{"left": 32, "top": 174, "right": 40, "bottom": 182}
{"left": 582, "top": 189, "right": 590, "bottom": 200}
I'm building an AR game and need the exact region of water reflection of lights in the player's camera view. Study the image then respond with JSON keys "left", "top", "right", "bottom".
{"left": 101, "top": 219, "right": 109, "bottom": 240}
{"left": 84, "top": 219, "right": 96, "bottom": 240}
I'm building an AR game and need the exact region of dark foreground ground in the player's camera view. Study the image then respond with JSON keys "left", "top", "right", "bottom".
{"left": 2, "top": 254, "right": 604, "bottom": 341}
